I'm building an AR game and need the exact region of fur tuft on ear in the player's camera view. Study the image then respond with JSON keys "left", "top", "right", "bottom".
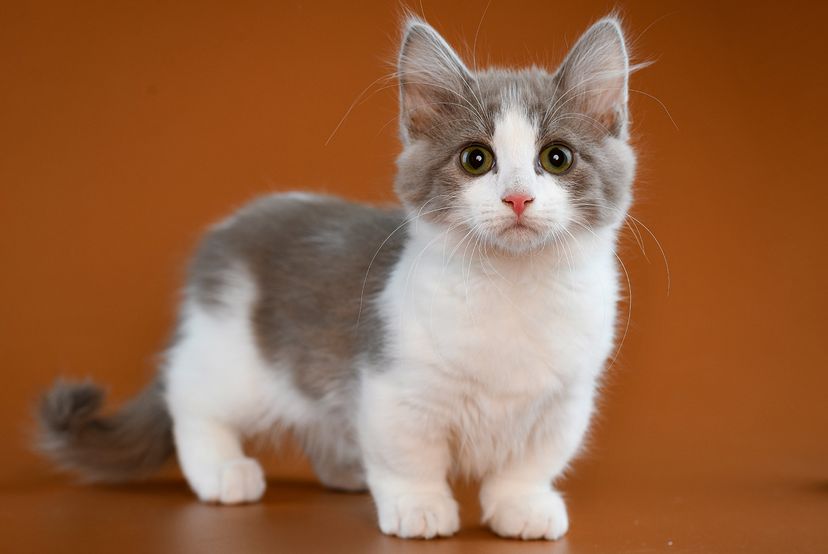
{"left": 397, "top": 18, "right": 475, "bottom": 143}
{"left": 556, "top": 17, "right": 633, "bottom": 137}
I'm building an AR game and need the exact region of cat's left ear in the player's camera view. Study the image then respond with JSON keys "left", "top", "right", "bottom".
{"left": 397, "top": 18, "right": 475, "bottom": 143}
{"left": 556, "top": 17, "right": 631, "bottom": 138}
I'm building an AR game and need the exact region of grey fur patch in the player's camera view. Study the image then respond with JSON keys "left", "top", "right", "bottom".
{"left": 188, "top": 193, "right": 407, "bottom": 399}
{"left": 37, "top": 379, "right": 173, "bottom": 482}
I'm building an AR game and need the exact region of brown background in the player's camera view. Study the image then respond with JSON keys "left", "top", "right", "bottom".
{"left": 1, "top": 0, "right": 826, "bottom": 552}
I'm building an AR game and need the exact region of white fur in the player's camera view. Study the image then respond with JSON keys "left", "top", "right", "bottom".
{"left": 164, "top": 108, "right": 622, "bottom": 539}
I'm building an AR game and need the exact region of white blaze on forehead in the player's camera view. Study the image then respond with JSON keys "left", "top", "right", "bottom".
{"left": 492, "top": 106, "right": 538, "bottom": 181}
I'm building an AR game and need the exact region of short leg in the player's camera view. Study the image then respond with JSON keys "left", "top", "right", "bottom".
{"left": 306, "top": 432, "right": 367, "bottom": 492}
{"left": 302, "top": 410, "right": 368, "bottom": 492}
{"left": 310, "top": 456, "right": 367, "bottom": 492}
{"left": 480, "top": 449, "right": 570, "bottom": 540}
{"left": 480, "top": 389, "right": 594, "bottom": 540}
{"left": 359, "top": 379, "right": 459, "bottom": 539}
{"left": 173, "top": 415, "right": 266, "bottom": 505}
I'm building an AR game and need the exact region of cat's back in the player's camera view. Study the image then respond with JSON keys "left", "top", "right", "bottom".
{"left": 185, "top": 192, "right": 407, "bottom": 396}
{"left": 190, "top": 191, "right": 404, "bottom": 290}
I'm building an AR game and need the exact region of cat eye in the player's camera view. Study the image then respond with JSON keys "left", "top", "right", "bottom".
{"left": 539, "top": 144, "right": 574, "bottom": 175}
{"left": 459, "top": 145, "right": 495, "bottom": 176}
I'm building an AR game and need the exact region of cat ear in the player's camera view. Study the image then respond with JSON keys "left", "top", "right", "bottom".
{"left": 398, "top": 18, "right": 474, "bottom": 142}
{"left": 556, "top": 17, "right": 631, "bottom": 137}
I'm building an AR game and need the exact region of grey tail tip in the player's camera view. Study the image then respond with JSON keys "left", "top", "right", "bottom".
{"left": 39, "top": 379, "right": 104, "bottom": 433}
{"left": 36, "top": 378, "right": 174, "bottom": 483}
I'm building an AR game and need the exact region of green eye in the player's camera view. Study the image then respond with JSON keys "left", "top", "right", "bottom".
{"left": 460, "top": 145, "right": 495, "bottom": 176}
{"left": 540, "top": 144, "right": 574, "bottom": 174}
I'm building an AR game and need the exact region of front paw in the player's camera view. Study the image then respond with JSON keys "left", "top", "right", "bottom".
{"left": 483, "top": 490, "right": 568, "bottom": 540}
{"left": 375, "top": 492, "right": 460, "bottom": 539}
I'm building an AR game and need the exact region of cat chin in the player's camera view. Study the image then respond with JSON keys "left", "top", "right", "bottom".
{"left": 481, "top": 230, "right": 549, "bottom": 256}
{"left": 476, "top": 220, "right": 563, "bottom": 256}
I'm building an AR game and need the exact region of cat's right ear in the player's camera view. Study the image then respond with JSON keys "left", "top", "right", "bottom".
{"left": 397, "top": 18, "right": 474, "bottom": 143}
{"left": 555, "top": 17, "right": 632, "bottom": 138}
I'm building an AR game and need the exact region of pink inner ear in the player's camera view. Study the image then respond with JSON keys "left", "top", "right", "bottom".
{"left": 397, "top": 22, "right": 473, "bottom": 140}
{"left": 401, "top": 82, "right": 446, "bottom": 137}
{"left": 596, "top": 107, "right": 621, "bottom": 134}
{"left": 588, "top": 72, "right": 627, "bottom": 131}
{"left": 557, "top": 20, "right": 630, "bottom": 136}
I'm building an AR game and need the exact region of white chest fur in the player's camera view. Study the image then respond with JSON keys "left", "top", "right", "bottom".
{"left": 382, "top": 223, "right": 619, "bottom": 389}
{"left": 373, "top": 222, "right": 620, "bottom": 475}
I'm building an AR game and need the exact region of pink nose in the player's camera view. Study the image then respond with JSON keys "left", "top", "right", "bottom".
{"left": 502, "top": 194, "right": 534, "bottom": 217}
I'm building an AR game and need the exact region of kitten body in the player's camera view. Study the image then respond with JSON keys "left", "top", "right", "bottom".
{"left": 38, "top": 16, "right": 638, "bottom": 540}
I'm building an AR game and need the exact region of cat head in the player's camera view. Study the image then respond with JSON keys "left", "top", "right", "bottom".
{"left": 394, "top": 16, "right": 638, "bottom": 255}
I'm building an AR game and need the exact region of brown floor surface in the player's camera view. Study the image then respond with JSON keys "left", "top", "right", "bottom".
{"left": 3, "top": 458, "right": 826, "bottom": 553}
{"left": 2, "top": 0, "right": 827, "bottom": 552}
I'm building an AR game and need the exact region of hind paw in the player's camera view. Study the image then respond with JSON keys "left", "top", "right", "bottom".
{"left": 189, "top": 457, "right": 266, "bottom": 505}
{"left": 218, "top": 458, "right": 266, "bottom": 504}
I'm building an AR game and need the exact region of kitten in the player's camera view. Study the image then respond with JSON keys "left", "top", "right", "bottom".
{"left": 38, "top": 16, "right": 638, "bottom": 540}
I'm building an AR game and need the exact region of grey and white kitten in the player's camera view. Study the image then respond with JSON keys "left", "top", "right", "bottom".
{"left": 39, "top": 16, "right": 638, "bottom": 540}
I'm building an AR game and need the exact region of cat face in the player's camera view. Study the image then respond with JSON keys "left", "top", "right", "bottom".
{"left": 394, "top": 18, "right": 637, "bottom": 255}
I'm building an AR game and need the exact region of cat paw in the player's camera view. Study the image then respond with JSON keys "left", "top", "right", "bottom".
{"left": 375, "top": 492, "right": 460, "bottom": 539}
{"left": 189, "top": 457, "right": 266, "bottom": 504}
{"left": 483, "top": 490, "right": 568, "bottom": 540}
{"left": 212, "top": 458, "right": 266, "bottom": 504}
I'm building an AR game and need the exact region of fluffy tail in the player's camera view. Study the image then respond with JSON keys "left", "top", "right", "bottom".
{"left": 37, "top": 379, "right": 174, "bottom": 482}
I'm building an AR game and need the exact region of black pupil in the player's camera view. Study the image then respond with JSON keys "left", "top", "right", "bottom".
{"left": 548, "top": 148, "right": 566, "bottom": 167}
{"left": 468, "top": 149, "right": 485, "bottom": 169}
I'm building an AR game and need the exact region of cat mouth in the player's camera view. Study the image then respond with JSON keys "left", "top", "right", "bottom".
{"left": 492, "top": 220, "right": 544, "bottom": 247}
{"left": 501, "top": 220, "right": 539, "bottom": 235}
